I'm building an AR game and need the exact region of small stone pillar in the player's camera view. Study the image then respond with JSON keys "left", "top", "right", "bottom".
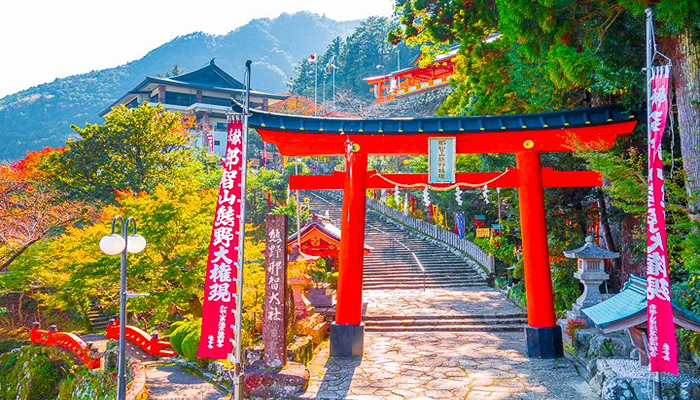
{"left": 289, "top": 276, "right": 314, "bottom": 320}
{"left": 564, "top": 236, "right": 619, "bottom": 322}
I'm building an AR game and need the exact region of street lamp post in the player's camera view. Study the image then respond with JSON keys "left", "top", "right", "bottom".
{"left": 99, "top": 216, "right": 146, "bottom": 400}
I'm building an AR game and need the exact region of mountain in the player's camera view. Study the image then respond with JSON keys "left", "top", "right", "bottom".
{"left": 0, "top": 12, "right": 359, "bottom": 162}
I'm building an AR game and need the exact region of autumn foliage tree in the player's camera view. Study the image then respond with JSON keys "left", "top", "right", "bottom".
{"left": 0, "top": 148, "right": 93, "bottom": 272}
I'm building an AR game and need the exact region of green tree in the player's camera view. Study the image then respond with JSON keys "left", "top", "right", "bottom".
{"left": 289, "top": 17, "right": 419, "bottom": 101}
{"left": 45, "top": 103, "right": 198, "bottom": 202}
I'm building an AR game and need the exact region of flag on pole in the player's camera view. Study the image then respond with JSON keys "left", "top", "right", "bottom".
{"left": 646, "top": 64, "right": 678, "bottom": 375}
{"left": 198, "top": 120, "right": 245, "bottom": 359}
{"left": 327, "top": 55, "right": 336, "bottom": 74}
{"left": 455, "top": 212, "right": 465, "bottom": 239}
{"left": 309, "top": 54, "right": 317, "bottom": 62}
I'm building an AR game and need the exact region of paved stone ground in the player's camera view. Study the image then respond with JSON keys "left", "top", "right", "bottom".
{"left": 298, "top": 287, "right": 595, "bottom": 399}
{"left": 145, "top": 362, "right": 227, "bottom": 400}
{"left": 363, "top": 287, "right": 524, "bottom": 317}
{"left": 82, "top": 334, "right": 226, "bottom": 399}
{"left": 298, "top": 331, "right": 596, "bottom": 400}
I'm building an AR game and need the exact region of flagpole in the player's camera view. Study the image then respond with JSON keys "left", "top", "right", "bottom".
{"left": 231, "top": 59, "right": 252, "bottom": 400}
{"left": 314, "top": 58, "right": 318, "bottom": 116}
{"left": 645, "top": 8, "right": 663, "bottom": 400}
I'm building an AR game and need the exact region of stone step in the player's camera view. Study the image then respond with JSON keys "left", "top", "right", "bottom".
{"left": 364, "top": 318, "right": 526, "bottom": 326}
{"left": 363, "top": 271, "right": 479, "bottom": 277}
{"left": 363, "top": 279, "right": 483, "bottom": 285}
{"left": 364, "top": 270, "right": 478, "bottom": 276}
{"left": 364, "top": 260, "right": 468, "bottom": 266}
{"left": 363, "top": 277, "right": 483, "bottom": 283}
{"left": 364, "top": 262, "right": 473, "bottom": 271}
{"left": 88, "top": 311, "right": 105, "bottom": 317}
{"left": 364, "top": 324, "right": 524, "bottom": 332}
{"left": 363, "top": 282, "right": 487, "bottom": 290}
{"left": 365, "top": 313, "right": 526, "bottom": 321}
{"left": 365, "top": 318, "right": 527, "bottom": 328}
{"left": 362, "top": 268, "right": 478, "bottom": 274}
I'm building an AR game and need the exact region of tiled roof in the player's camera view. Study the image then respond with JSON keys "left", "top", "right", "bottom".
{"left": 247, "top": 105, "right": 637, "bottom": 135}
{"left": 563, "top": 236, "right": 620, "bottom": 259}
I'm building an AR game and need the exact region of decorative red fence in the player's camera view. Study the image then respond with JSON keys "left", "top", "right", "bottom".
{"left": 106, "top": 319, "right": 176, "bottom": 357}
{"left": 30, "top": 323, "right": 101, "bottom": 369}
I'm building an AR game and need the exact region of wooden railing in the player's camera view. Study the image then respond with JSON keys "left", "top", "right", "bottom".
{"left": 106, "top": 319, "right": 176, "bottom": 357}
{"left": 30, "top": 323, "right": 101, "bottom": 369}
{"left": 323, "top": 190, "right": 495, "bottom": 276}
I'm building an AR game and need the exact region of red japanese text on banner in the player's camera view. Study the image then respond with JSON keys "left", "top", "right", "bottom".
{"left": 646, "top": 65, "right": 678, "bottom": 375}
{"left": 198, "top": 120, "right": 244, "bottom": 359}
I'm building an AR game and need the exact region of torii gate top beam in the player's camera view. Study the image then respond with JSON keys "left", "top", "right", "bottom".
{"left": 248, "top": 105, "right": 637, "bottom": 156}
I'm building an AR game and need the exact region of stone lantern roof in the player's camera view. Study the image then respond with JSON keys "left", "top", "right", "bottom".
{"left": 563, "top": 236, "right": 620, "bottom": 260}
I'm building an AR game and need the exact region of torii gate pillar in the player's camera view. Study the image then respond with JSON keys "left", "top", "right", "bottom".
{"left": 516, "top": 150, "right": 563, "bottom": 358}
{"left": 331, "top": 147, "right": 367, "bottom": 357}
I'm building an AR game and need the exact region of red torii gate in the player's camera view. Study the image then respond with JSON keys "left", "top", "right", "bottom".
{"left": 248, "top": 106, "right": 637, "bottom": 358}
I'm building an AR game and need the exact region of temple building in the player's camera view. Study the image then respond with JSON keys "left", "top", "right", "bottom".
{"left": 364, "top": 48, "right": 456, "bottom": 104}
{"left": 101, "top": 60, "right": 288, "bottom": 156}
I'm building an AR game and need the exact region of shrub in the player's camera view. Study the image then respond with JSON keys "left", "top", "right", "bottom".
{"left": 326, "top": 272, "right": 339, "bottom": 290}
{"left": 564, "top": 318, "right": 588, "bottom": 340}
{"left": 0, "top": 345, "right": 75, "bottom": 399}
{"left": 493, "top": 277, "right": 508, "bottom": 288}
{"left": 169, "top": 319, "right": 201, "bottom": 359}
{"left": 507, "top": 283, "right": 527, "bottom": 308}
{"left": 181, "top": 328, "right": 201, "bottom": 362}
{"left": 0, "top": 340, "right": 26, "bottom": 355}
{"left": 58, "top": 368, "right": 115, "bottom": 400}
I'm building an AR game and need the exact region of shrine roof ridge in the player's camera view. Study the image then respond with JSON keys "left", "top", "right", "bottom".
{"left": 247, "top": 105, "right": 638, "bottom": 135}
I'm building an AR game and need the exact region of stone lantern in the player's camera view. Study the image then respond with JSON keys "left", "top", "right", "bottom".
{"left": 564, "top": 236, "right": 619, "bottom": 322}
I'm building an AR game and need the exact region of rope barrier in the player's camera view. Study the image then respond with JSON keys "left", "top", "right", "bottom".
{"left": 369, "top": 169, "right": 511, "bottom": 192}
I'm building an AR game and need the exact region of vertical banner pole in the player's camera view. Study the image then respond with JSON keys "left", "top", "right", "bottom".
{"left": 646, "top": 7, "right": 679, "bottom": 395}
{"left": 645, "top": 9, "right": 662, "bottom": 400}
{"left": 232, "top": 60, "right": 252, "bottom": 400}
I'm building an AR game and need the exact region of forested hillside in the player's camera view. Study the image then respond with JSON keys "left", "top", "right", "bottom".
{"left": 0, "top": 12, "right": 358, "bottom": 162}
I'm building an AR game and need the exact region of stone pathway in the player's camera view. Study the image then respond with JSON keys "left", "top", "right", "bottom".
{"left": 298, "top": 191, "right": 595, "bottom": 399}
{"left": 145, "top": 362, "right": 227, "bottom": 400}
{"left": 364, "top": 287, "right": 523, "bottom": 318}
{"left": 298, "top": 286, "right": 595, "bottom": 399}
{"left": 82, "top": 333, "right": 226, "bottom": 399}
{"left": 299, "top": 331, "right": 596, "bottom": 400}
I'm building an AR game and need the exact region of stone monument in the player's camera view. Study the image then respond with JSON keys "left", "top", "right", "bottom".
{"left": 263, "top": 214, "right": 288, "bottom": 368}
{"left": 245, "top": 214, "right": 310, "bottom": 398}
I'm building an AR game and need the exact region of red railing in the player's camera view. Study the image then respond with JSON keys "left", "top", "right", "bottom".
{"left": 106, "top": 319, "right": 176, "bottom": 357}
{"left": 30, "top": 323, "right": 101, "bottom": 369}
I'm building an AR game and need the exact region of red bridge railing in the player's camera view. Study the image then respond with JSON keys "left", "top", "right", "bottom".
{"left": 106, "top": 319, "right": 176, "bottom": 357}
{"left": 30, "top": 323, "right": 101, "bottom": 369}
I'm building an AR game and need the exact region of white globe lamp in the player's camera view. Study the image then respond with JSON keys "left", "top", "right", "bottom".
{"left": 126, "top": 234, "right": 147, "bottom": 253}
{"left": 99, "top": 234, "right": 126, "bottom": 255}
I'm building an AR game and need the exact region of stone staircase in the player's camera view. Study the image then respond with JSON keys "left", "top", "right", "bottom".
{"left": 304, "top": 191, "right": 527, "bottom": 332}
{"left": 88, "top": 303, "right": 110, "bottom": 331}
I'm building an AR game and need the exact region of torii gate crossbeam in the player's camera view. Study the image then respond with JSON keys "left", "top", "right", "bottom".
{"left": 247, "top": 105, "right": 638, "bottom": 359}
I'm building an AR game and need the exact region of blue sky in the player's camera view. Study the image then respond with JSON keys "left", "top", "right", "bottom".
{"left": 0, "top": 0, "right": 394, "bottom": 97}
